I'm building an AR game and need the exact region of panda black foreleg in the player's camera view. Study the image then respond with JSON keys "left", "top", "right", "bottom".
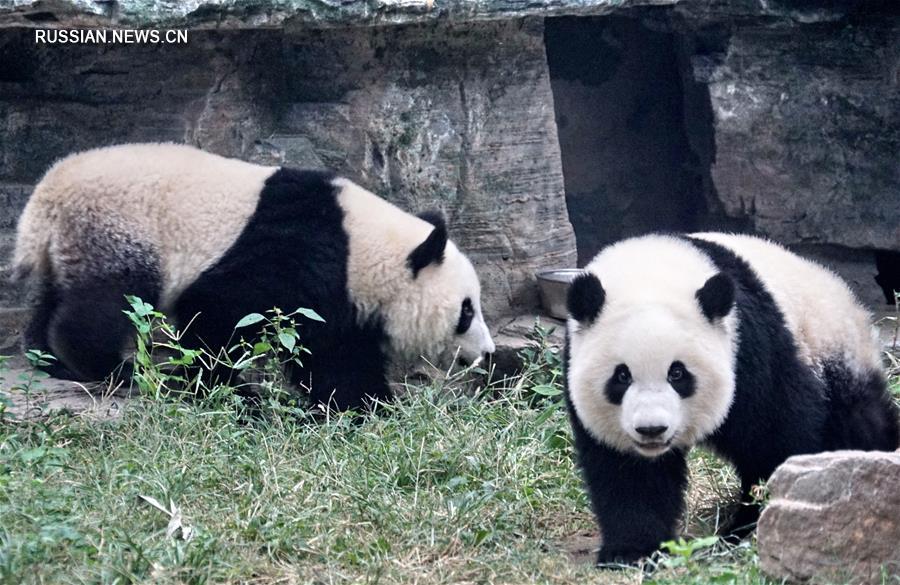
{"left": 303, "top": 334, "right": 391, "bottom": 413}
{"left": 305, "top": 358, "right": 392, "bottom": 413}
{"left": 570, "top": 417, "right": 688, "bottom": 565}
{"left": 722, "top": 478, "right": 762, "bottom": 542}
{"left": 171, "top": 309, "right": 244, "bottom": 393}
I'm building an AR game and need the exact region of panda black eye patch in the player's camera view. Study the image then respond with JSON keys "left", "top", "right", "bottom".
{"left": 605, "top": 364, "right": 631, "bottom": 405}
{"left": 456, "top": 298, "right": 475, "bottom": 334}
{"left": 667, "top": 361, "right": 696, "bottom": 398}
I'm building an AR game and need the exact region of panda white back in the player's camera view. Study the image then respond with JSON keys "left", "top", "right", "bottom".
{"left": 691, "top": 233, "right": 881, "bottom": 374}
{"left": 17, "top": 144, "right": 276, "bottom": 308}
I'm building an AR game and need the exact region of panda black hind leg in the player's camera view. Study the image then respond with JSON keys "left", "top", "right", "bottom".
{"left": 24, "top": 258, "right": 160, "bottom": 382}
{"left": 821, "top": 362, "right": 900, "bottom": 452}
{"left": 47, "top": 272, "right": 160, "bottom": 382}
{"left": 22, "top": 272, "right": 79, "bottom": 380}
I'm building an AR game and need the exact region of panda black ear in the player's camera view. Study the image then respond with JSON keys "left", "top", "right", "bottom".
{"left": 408, "top": 222, "right": 448, "bottom": 278}
{"left": 567, "top": 272, "right": 605, "bottom": 325}
{"left": 417, "top": 209, "right": 446, "bottom": 228}
{"left": 696, "top": 273, "right": 735, "bottom": 322}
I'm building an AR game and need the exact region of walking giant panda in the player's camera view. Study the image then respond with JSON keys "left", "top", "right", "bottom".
{"left": 13, "top": 143, "right": 495, "bottom": 411}
{"left": 565, "top": 233, "right": 899, "bottom": 565}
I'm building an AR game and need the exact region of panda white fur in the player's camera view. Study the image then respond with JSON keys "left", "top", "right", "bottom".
{"left": 13, "top": 143, "right": 495, "bottom": 410}
{"left": 565, "top": 233, "right": 899, "bottom": 565}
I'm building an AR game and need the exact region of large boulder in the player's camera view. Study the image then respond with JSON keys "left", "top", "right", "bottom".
{"left": 758, "top": 450, "right": 900, "bottom": 584}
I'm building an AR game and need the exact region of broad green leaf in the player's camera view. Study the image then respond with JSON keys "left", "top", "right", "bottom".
{"left": 19, "top": 447, "right": 46, "bottom": 463}
{"left": 295, "top": 308, "right": 325, "bottom": 323}
{"left": 278, "top": 333, "right": 296, "bottom": 353}
{"left": 531, "top": 384, "right": 562, "bottom": 397}
{"left": 533, "top": 404, "right": 557, "bottom": 426}
{"left": 235, "top": 313, "right": 265, "bottom": 328}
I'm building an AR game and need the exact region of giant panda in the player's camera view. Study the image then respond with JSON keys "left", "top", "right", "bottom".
{"left": 564, "top": 233, "right": 900, "bottom": 565}
{"left": 12, "top": 143, "right": 495, "bottom": 411}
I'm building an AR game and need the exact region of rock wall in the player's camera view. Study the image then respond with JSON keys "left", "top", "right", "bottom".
{"left": 278, "top": 19, "right": 576, "bottom": 315}
{"left": 676, "top": 2, "right": 900, "bottom": 305}
{"left": 693, "top": 13, "right": 900, "bottom": 253}
{"left": 0, "top": 21, "right": 577, "bottom": 336}
{"left": 1, "top": 0, "right": 898, "bottom": 349}
{"left": 544, "top": 2, "right": 899, "bottom": 305}
{"left": 0, "top": 0, "right": 676, "bottom": 28}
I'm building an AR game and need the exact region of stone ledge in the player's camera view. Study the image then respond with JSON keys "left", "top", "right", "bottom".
{"left": 2, "top": 0, "right": 884, "bottom": 29}
{"left": 0, "top": 363, "right": 134, "bottom": 420}
{"left": 0, "top": 0, "right": 676, "bottom": 29}
{"left": 491, "top": 313, "right": 564, "bottom": 378}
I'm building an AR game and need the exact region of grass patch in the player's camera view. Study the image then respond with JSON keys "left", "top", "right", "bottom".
{"left": 0, "top": 380, "right": 764, "bottom": 585}
{"left": 1, "top": 323, "right": 897, "bottom": 583}
{"left": 1, "top": 385, "right": 591, "bottom": 584}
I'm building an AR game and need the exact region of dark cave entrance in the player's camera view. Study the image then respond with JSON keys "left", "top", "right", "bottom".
{"left": 544, "top": 14, "right": 719, "bottom": 265}
{"left": 875, "top": 250, "right": 900, "bottom": 305}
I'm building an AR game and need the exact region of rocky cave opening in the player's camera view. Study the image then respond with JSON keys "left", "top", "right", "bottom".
{"left": 543, "top": 14, "right": 896, "bottom": 308}
{"left": 544, "top": 14, "right": 724, "bottom": 266}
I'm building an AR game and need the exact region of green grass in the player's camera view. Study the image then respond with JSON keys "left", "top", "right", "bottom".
{"left": 1, "top": 346, "right": 898, "bottom": 584}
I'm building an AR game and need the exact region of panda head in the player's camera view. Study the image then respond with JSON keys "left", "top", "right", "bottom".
{"left": 385, "top": 211, "right": 495, "bottom": 367}
{"left": 335, "top": 179, "right": 494, "bottom": 367}
{"left": 565, "top": 238, "right": 739, "bottom": 458}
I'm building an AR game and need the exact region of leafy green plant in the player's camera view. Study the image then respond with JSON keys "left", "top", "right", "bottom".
{"left": 513, "top": 319, "right": 564, "bottom": 402}
{"left": 227, "top": 307, "right": 324, "bottom": 413}
{"left": 124, "top": 297, "right": 324, "bottom": 414}
{"left": 231, "top": 308, "right": 322, "bottom": 375}
{"left": 660, "top": 535, "right": 720, "bottom": 567}
{"left": 0, "top": 350, "right": 56, "bottom": 420}
{"left": 505, "top": 320, "right": 569, "bottom": 450}
{"left": 651, "top": 536, "right": 760, "bottom": 584}
{"left": 125, "top": 295, "right": 204, "bottom": 399}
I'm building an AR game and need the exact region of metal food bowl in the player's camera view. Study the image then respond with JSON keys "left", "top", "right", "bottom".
{"left": 536, "top": 269, "right": 585, "bottom": 320}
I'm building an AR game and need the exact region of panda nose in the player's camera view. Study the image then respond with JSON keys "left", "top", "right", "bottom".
{"left": 635, "top": 425, "right": 668, "bottom": 438}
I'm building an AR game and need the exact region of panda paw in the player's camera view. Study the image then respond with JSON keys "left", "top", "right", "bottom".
{"left": 595, "top": 545, "right": 653, "bottom": 568}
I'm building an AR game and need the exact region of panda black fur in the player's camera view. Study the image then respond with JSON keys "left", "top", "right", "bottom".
{"left": 13, "top": 143, "right": 495, "bottom": 411}
{"left": 564, "top": 233, "right": 900, "bottom": 565}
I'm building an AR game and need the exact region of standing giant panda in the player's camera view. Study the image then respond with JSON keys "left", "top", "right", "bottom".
{"left": 565, "top": 233, "right": 899, "bottom": 565}
{"left": 13, "top": 143, "right": 495, "bottom": 411}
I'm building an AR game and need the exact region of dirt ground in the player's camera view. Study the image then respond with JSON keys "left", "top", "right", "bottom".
{"left": 2, "top": 354, "right": 135, "bottom": 420}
